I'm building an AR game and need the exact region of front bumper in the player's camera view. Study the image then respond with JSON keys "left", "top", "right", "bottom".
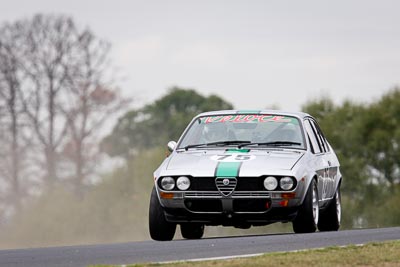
{"left": 157, "top": 188, "right": 303, "bottom": 226}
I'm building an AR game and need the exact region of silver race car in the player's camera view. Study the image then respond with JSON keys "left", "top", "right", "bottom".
{"left": 149, "top": 110, "right": 342, "bottom": 241}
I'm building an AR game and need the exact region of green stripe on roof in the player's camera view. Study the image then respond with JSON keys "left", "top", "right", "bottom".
{"left": 216, "top": 162, "right": 241, "bottom": 177}
{"left": 236, "top": 110, "right": 261, "bottom": 114}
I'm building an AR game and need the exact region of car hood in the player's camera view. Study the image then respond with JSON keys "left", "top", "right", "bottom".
{"left": 163, "top": 149, "right": 304, "bottom": 177}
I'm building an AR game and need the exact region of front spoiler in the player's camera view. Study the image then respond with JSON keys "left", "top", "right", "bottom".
{"left": 163, "top": 206, "right": 298, "bottom": 227}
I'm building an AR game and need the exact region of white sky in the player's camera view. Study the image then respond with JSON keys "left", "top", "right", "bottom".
{"left": 2, "top": 0, "right": 400, "bottom": 112}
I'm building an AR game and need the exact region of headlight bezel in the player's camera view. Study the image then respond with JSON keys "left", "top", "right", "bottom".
{"left": 263, "top": 176, "right": 297, "bottom": 191}
{"left": 264, "top": 176, "right": 278, "bottom": 191}
{"left": 280, "top": 176, "right": 295, "bottom": 191}
{"left": 160, "top": 176, "right": 175, "bottom": 191}
{"left": 176, "top": 176, "right": 191, "bottom": 191}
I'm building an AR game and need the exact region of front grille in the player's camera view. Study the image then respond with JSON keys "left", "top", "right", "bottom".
{"left": 232, "top": 191, "right": 270, "bottom": 198}
{"left": 215, "top": 177, "right": 237, "bottom": 196}
{"left": 183, "top": 191, "right": 270, "bottom": 198}
{"left": 236, "top": 177, "right": 264, "bottom": 191}
{"left": 190, "top": 177, "right": 265, "bottom": 192}
{"left": 184, "top": 192, "right": 221, "bottom": 198}
{"left": 191, "top": 177, "right": 217, "bottom": 191}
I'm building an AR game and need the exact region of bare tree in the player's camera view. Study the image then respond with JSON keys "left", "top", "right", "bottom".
{"left": 61, "top": 30, "right": 128, "bottom": 195}
{"left": 12, "top": 15, "right": 80, "bottom": 188}
{"left": 0, "top": 25, "right": 32, "bottom": 210}
{"left": 0, "top": 14, "right": 127, "bottom": 195}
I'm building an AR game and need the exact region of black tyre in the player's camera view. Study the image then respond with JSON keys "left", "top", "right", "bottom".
{"left": 293, "top": 179, "right": 319, "bottom": 233}
{"left": 318, "top": 186, "right": 341, "bottom": 231}
{"left": 180, "top": 223, "right": 205, "bottom": 239}
{"left": 149, "top": 186, "right": 176, "bottom": 241}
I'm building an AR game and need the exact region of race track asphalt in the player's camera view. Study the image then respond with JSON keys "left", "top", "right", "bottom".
{"left": 0, "top": 227, "right": 399, "bottom": 267}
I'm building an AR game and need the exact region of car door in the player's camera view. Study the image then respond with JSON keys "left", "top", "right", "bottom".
{"left": 303, "top": 118, "right": 333, "bottom": 205}
{"left": 308, "top": 119, "right": 338, "bottom": 202}
{"left": 317, "top": 135, "right": 340, "bottom": 200}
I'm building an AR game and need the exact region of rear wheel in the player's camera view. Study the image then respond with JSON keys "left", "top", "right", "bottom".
{"left": 318, "top": 186, "right": 341, "bottom": 231}
{"left": 293, "top": 179, "right": 319, "bottom": 233}
{"left": 180, "top": 223, "right": 205, "bottom": 239}
{"left": 149, "top": 186, "right": 176, "bottom": 241}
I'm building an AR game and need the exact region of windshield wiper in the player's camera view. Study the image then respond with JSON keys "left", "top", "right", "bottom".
{"left": 238, "top": 141, "right": 301, "bottom": 148}
{"left": 184, "top": 140, "right": 251, "bottom": 150}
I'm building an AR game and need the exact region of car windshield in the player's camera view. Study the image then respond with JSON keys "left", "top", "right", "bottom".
{"left": 178, "top": 114, "right": 305, "bottom": 150}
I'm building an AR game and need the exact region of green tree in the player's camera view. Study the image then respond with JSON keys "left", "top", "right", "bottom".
{"left": 302, "top": 97, "right": 367, "bottom": 196}
{"left": 302, "top": 89, "right": 400, "bottom": 228}
{"left": 359, "top": 88, "right": 400, "bottom": 187}
{"left": 101, "top": 87, "right": 233, "bottom": 158}
{"left": 302, "top": 97, "right": 370, "bottom": 228}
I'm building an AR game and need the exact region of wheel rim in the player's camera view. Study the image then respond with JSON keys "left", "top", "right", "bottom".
{"left": 336, "top": 190, "right": 341, "bottom": 223}
{"left": 312, "top": 184, "right": 319, "bottom": 225}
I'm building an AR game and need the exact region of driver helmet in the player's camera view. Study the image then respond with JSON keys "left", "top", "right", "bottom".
{"left": 202, "top": 122, "right": 228, "bottom": 142}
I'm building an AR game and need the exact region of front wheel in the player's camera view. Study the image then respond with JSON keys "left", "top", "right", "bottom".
{"left": 180, "top": 223, "right": 205, "bottom": 239}
{"left": 293, "top": 179, "right": 319, "bottom": 233}
{"left": 318, "top": 186, "right": 341, "bottom": 231}
{"left": 149, "top": 186, "right": 176, "bottom": 241}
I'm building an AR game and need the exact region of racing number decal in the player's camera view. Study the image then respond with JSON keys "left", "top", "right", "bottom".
{"left": 211, "top": 154, "right": 255, "bottom": 162}
{"left": 215, "top": 155, "right": 231, "bottom": 161}
{"left": 235, "top": 154, "right": 252, "bottom": 161}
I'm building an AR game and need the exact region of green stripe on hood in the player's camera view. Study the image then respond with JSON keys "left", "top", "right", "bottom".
{"left": 215, "top": 149, "right": 249, "bottom": 177}
{"left": 225, "top": 149, "right": 250, "bottom": 153}
{"left": 215, "top": 161, "right": 241, "bottom": 177}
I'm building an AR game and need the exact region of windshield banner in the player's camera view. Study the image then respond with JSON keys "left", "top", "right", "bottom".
{"left": 201, "top": 115, "right": 293, "bottom": 124}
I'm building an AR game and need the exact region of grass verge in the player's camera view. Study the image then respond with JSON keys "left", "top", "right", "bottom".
{"left": 91, "top": 240, "right": 400, "bottom": 267}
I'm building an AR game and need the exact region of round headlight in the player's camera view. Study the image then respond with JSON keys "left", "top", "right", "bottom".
{"left": 176, "top": 176, "right": 190, "bottom": 190}
{"left": 280, "top": 177, "right": 294, "bottom": 190}
{"left": 161, "top": 177, "right": 175, "bottom": 190}
{"left": 264, "top": 176, "right": 278, "bottom": 191}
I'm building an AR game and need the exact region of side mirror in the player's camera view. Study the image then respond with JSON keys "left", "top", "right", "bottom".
{"left": 167, "top": 141, "right": 177, "bottom": 152}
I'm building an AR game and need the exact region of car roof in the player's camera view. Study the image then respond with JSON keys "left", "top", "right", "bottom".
{"left": 195, "top": 110, "right": 312, "bottom": 120}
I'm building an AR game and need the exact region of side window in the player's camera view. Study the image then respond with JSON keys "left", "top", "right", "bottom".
{"left": 304, "top": 120, "right": 322, "bottom": 154}
{"left": 310, "top": 119, "right": 330, "bottom": 153}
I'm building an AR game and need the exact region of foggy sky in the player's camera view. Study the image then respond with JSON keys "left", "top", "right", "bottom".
{"left": 2, "top": 0, "right": 400, "bottom": 112}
